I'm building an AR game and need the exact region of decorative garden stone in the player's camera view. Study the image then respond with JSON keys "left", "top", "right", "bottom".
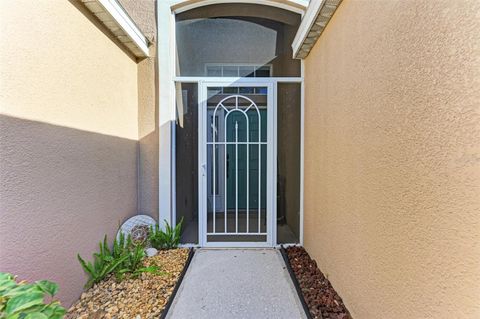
{"left": 145, "top": 247, "right": 158, "bottom": 257}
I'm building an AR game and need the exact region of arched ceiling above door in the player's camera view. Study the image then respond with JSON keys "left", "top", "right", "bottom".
{"left": 175, "top": 3, "right": 301, "bottom": 26}
{"left": 171, "top": 0, "right": 308, "bottom": 15}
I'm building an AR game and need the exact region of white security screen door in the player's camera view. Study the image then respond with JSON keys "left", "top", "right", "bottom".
{"left": 199, "top": 81, "right": 276, "bottom": 247}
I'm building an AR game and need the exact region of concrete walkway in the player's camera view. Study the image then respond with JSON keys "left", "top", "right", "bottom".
{"left": 166, "top": 249, "right": 307, "bottom": 319}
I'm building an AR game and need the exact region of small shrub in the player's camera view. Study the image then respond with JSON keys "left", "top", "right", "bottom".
{"left": 78, "top": 234, "right": 159, "bottom": 288}
{"left": 0, "top": 272, "right": 65, "bottom": 319}
{"left": 77, "top": 235, "right": 126, "bottom": 288}
{"left": 112, "top": 233, "right": 158, "bottom": 281}
{"left": 149, "top": 218, "right": 183, "bottom": 250}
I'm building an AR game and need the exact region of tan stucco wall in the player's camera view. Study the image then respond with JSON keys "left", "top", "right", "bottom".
{"left": 0, "top": 0, "right": 139, "bottom": 306}
{"left": 120, "top": 0, "right": 159, "bottom": 218}
{"left": 303, "top": 0, "right": 480, "bottom": 318}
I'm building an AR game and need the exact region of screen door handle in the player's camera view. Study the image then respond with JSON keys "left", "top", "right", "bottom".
{"left": 227, "top": 154, "right": 230, "bottom": 179}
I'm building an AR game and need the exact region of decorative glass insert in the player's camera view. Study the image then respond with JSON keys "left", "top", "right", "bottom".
{"left": 205, "top": 64, "right": 272, "bottom": 78}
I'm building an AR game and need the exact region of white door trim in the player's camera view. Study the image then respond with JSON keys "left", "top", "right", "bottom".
{"left": 198, "top": 80, "right": 276, "bottom": 247}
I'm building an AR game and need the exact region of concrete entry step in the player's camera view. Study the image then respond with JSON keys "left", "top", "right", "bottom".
{"left": 166, "top": 248, "right": 307, "bottom": 319}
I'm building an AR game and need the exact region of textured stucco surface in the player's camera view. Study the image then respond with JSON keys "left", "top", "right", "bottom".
{"left": 119, "top": 0, "right": 157, "bottom": 41}
{"left": 136, "top": 50, "right": 159, "bottom": 218}
{"left": 0, "top": 0, "right": 139, "bottom": 306}
{"left": 303, "top": 0, "right": 480, "bottom": 318}
{"left": 120, "top": 0, "right": 159, "bottom": 218}
{"left": 0, "top": 1, "right": 138, "bottom": 139}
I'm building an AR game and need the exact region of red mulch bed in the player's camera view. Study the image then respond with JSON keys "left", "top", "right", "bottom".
{"left": 285, "top": 246, "right": 352, "bottom": 319}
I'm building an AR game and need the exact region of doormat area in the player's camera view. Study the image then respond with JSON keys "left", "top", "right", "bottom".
{"left": 282, "top": 246, "right": 352, "bottom": 319}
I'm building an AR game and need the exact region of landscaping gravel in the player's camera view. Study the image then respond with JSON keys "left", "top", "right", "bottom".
{"left": 285, "top": 246, "right": 351, "bottom": 319}
{"left": 66, "top": 248, "right": 189, "bottom": 319}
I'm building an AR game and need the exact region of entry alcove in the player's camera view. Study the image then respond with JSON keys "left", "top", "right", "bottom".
{"left": 174, "top": 4, "right": 302, "bottom": 245}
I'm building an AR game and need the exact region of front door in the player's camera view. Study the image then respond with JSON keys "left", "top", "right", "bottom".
{"left": 199, "top": 81, "right": 276, "bottom": 247}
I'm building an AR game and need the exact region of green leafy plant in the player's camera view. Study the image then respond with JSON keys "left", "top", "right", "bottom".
{"left": 112, "top": 233, "right": 158, "bottom": 281}
{"left": 149, "top": 218, "right": 183, "bottom": 250}
{"left": 78, "top": 234, "right": 159, "bottom": 288}
{"left": 77, "top": 235, "right": 128, "bottom": 288}
{"left": 0, "top": 272, "right": 66, "bottom": 319}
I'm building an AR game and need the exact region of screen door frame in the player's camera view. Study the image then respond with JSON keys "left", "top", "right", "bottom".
{"left": 198, "top": 79, "right": 277, "bottom": 247}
